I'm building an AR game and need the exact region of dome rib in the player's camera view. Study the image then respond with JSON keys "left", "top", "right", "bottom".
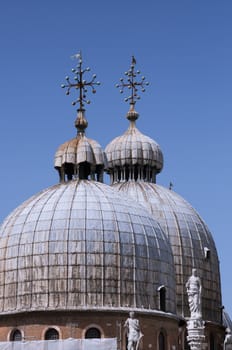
{"left": 47, "top": 183, "right": 72, "bottom": 310}
{"left": 92, "top": 182, "right": 122, "bottom": 307}
{"left": 75, "top": 136, "right": 95, "bottom": 165}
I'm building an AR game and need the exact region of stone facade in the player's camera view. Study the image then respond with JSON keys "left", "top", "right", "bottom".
{"left": 0, "top": 310, "right": 180, "bottom": 349}
{"left": 0, "top": 310, "right": 225, "bottom": 350}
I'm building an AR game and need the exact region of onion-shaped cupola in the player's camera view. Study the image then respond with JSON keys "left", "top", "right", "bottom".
{"left": 54, "top": 53, "right": 106, "bottom": 182}
{"left": 105, "top": 56, "right": 163, "bottom": 184}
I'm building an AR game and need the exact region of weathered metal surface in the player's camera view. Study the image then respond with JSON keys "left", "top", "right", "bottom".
{"left": 112, "top": 180, "right": 222, "bottom": 323}
{"left": 54, "top": 131, "right": 107, "bottom": 182}
{"left": 105, "top": 122, "right": 163, "bottom": 183}
{"left": 0, "top": 180, "right": 176, "bottom": 314}
{"left": 54, "top": 135, "right": 107, "bottom": 168}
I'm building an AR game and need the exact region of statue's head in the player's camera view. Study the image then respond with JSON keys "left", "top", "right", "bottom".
{"left": 129, "top": 311, "right": 135, "bottom": 319}
{"left": 192, "top": 268, "right": 197, "bottom": 276}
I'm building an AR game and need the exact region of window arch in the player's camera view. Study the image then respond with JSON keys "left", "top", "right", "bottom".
{"left": 10, "top": 329, "right": 22, "bottom": 341}
{"left": 159, "top": 331, "right": 166, "bottom": 350}
{"left": 85, "top": 327, "right": 101, "bottom": 339}
{"left": 44, "top": 328, "right": 59, "bottom": 340}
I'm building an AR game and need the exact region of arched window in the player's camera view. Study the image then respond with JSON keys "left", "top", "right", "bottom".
{"left": 10, "top": 329, "right": 22, "bottom": 341}
{"left": 44, "top": 328, "right": 59, "bottom": 340}
{"left": 159, "top": 331, "right": 166, "bottom": 350}
{"left": 85, "top": 327, "right": 101, "bottom": 339}
{"left": 158, "top": 285, "right": 166, "bottom": 311}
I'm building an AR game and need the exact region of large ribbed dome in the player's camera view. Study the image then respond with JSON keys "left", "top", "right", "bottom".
{"left": 111, "top": 181, "right": 222, "bottom": 323}
{"left": 0, "top": 180, "right": 176, "bottom": 314}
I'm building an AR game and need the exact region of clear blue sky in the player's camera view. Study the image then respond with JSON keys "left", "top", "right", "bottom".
{"left": 0, "top": 1, "right": 231, "bottom": 316}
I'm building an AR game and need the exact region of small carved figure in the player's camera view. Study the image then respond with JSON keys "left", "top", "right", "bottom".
{"left": 124, "top": 312, "right": 143, "bottom": 350}
{"left": 186, "top": 268, "right": 202, "bottom": 319}
{"left": 224, "top": 328, "right": 232, "bottom": 350}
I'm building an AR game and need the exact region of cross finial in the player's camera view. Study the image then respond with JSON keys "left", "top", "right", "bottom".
{"left": 116, "top": 56, "right": 149, "bottom": 105}
{"left": 61, "top": 52, "right": 100, "bottom": 110}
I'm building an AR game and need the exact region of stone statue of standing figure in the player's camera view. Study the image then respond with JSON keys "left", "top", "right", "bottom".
{"left": 186, "top": 268, "right": 202, "bottom": 319}
{"left": 224, "top": 328, "right": 232, "bottom": 350}
{"left": 124, "top": 312, "right": 143, "bottom": 350}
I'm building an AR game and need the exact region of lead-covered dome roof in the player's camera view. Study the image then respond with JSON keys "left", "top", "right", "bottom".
{"left": 0, "top": 180, "right": 176, "bottom": 315}
{"left": 55, "top": 136, "right": 105, "bottom": 168}
{"left": 105, "top": 104, "right": 163, "bottom": 183}
{"left": 54, "top": 109, "right": 107, "bottom": 183}
{"left": 112, "top": 181, "right": 222, "bottom": 323}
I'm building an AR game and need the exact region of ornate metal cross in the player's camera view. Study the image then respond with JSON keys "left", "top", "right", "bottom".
{"left": 61, "top": 52, "right": 100, "bottom": 110}
{"left": 116, "top": 56, "right": 149, "bottom": 104}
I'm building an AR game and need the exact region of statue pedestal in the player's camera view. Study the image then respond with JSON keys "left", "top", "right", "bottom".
{"left": 187, "top": 319, "right": 206, "bottom": 350}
